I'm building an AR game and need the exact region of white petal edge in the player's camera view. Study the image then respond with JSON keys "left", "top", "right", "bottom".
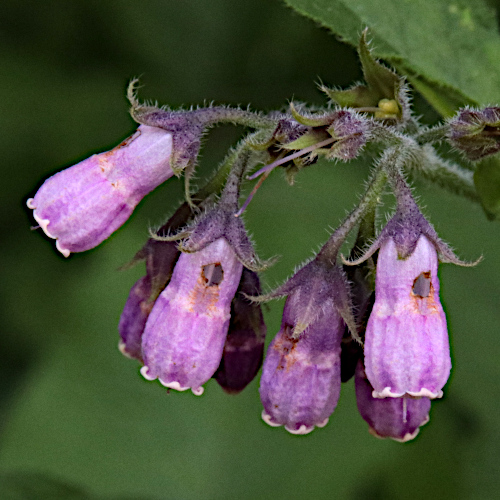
{"left": 372, "top": 387, "right": 443, "bottom": 399}
{"left": 118, "top": 340, "right": 135, "bottom": 359}
{"left": 261, "top": 410, "right": 282, "bottom": 428}
{"left": 159, "top": 379, "right": 190, "bottom": 392}
{"left": 285, "top": 424, "right": 315, "bottom": 436}
{"left": 369, "top": 426, "right": 421, "bottom": 443}
{"left": 29, "top": 201, "right": 71, "bottom": 257}
{"left": 140, "top": 365, "right": 156, "bottom": 381}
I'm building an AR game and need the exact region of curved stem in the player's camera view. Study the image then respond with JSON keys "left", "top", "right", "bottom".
{"left": 317, "top": 163, "right": 388, "bottom": 263}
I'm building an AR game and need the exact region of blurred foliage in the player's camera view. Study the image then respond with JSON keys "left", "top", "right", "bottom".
{"left": 1, "top": 1, "right": 500, "bottom": 499}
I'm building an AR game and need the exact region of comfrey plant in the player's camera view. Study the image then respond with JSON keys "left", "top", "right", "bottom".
{"left": 28, "top": 33, "right": 494, "bottom": 442}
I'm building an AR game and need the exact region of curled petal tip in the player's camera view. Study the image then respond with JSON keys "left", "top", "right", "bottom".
{"left": 315, "top": 417, "right": 330, "bottom": 428}
{"left": 368, "top": 426, "right": 420, "bottom": 443}
{"left": 261, "top": 410, "right": 282, "bottom": 428}
{"left": 372, "top": 387, "right": 405, "bottom": 399}
{"left": 26, "top": 198, "right": 35, "bottom": 209}
{"left": 31, "top": 211, "right": 54, "bottom": 239}
{"left": 407, "top": 389, "right": 443, "bottom": 399}
{"left": 118, "top": 340, "right": 135, "bottom": 360}
{"left": 55, "top": 240, "right": 70, "bottom": 258}
{"left": 159, "top": 379, "right": 190, "bottom": 392}
{"left": 140, "top": 365, "right": 156, "bottom": 381}
{"left": 372, "top": 387, "right": 443, "bottom": 399}
{"left": 285, "top": 424, "right": 315, "bottom": 436}
{"left": 191, "top": 386, "right": 204, "bottom": 396}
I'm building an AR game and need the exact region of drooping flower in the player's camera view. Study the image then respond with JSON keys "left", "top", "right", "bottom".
{"left": 27, "top": 125, "right": 174, "bottom": 256}
{"left": 259, "top": 296, "right": 344, "bottom": 435}
{"left": 141, "top": 237, "right": 243, "bottom": 395}
{"left": 118, "top": 202, "right": 195, "bottom": 361}
{"left": 213, "top": 268, "right": 266, "bottom": 394}
{"left": 140, "top": 148, "right": 263, "bottom": 395}
{"left": 346, "top": 174, "right": 473, "bottom": 400}
{"left": 365, "top": 234, "right": 450, "bottom": 399}
{"left": 259, "top": 254, "right": 357, "bottom": 434}
{"left": 355, "top": 360, "right": 430, "bottom": 442}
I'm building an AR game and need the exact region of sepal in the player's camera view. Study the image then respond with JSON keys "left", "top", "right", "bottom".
{"left": 448, "top": 106, "right": 500, "bottom": 161}
{"left": 321, "top": 30, "right": 410, "bottom": 124}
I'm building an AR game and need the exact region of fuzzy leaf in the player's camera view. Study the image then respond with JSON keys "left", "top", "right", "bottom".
{"left": 284, "top": 0, "right": 500, "bottom": 218}
{"left": 283, "top": 0, "right": 500, "bottom": 107}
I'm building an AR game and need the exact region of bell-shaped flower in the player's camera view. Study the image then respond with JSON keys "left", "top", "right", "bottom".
{"left": 27, "top": 125, "right": 173, "bottom": 256}
{"left": 346, "top": 175, "right": 475, "bottom": 400}
{"left": 213, "top": 268, "right": 266, "bottom": 394}
{"left": 260, "top": 299, "right": 344, "bottom": 435}
{"left": 258, "top": 254, "right": 357, "bottom": 434}
{"left": 141, "top": 237, "right": 243, "bottom": 395}
{"left": 355, "top": 361, "right": 430, "bottom": 442}
{"left": 118, "top": 202, "right": 195, "bottom": 361}
{"left": 140, "top": 149, "right": 263, "bottom": 395}
{"left": 365, "top": 234, "right": 451, "bottom": 398}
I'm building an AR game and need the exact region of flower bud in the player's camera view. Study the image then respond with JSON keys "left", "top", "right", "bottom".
{"left": 141, "top": 238, "right": 243, "bottom": 395}
{"left": 213, "top": 269, "right": 266, "bottom": 394}
{"left": 118, "top": 240, "right": 180, "bottom": 361}
{"left": 355, "top": 361, "right": 430, "bottom": 442}
{"left": 27, "top": 125, "right": 173, "bottom": 256}
{"left": 365, "top": 235, "right": 451, "bottom": 399}
{"left": 325, "top": 109, "right": 370, "bottom": 161}
{"left": 448, "top": 107, "right": 500, "bottom": 161}
{"left": 118, "top": 276, "right": 153, "bottom": 361}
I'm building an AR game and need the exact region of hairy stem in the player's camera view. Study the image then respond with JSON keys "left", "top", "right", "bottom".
{"left": 318, "top": 163, "right": 388, "bottom": 263}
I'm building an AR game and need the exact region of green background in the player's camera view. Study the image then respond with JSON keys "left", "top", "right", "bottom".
{"left": 1, "top": 1, "right": 499, "bottom": 498}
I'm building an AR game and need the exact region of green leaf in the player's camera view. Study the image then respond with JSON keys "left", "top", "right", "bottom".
{"left": 400, "top": 66, "right": 477, "bottom": 118}
{"left": 474, "top": 156, "right": 500, "bottom": 220}
{"left": 284, "top": 0, "right": 500, "bottom": 218}
{"left": 283, "top": 0, "right": 500, "bottom": 107}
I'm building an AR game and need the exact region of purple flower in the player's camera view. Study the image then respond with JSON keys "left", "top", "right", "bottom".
{"left": 140, "top": 238, "right": 243, "bottom": 395}
{"left": 355, "top": 361, "right": 430, "bottom": 442}
{"left": 448, "top": 107, "right": 500, "bottom": 161}
{"left": 259, "top": 296, "right": 344, "bottom": 435}
{"left": 118, "top": 239, "right": 180, "bottom": 361}
{"left": 27, "top": 125, "right": 173, "bottom": 256}
{"left": 364, "top": 235, "right": 451, "bottom": 399}
{"left": 118, "top": 276, "right": 154, "bottom": 361}
{"left": 118, "top": 202, "right": 194, "bottom": 361}
{"left": 258, "top": 256, "right": 353, "bottom": 435}
{"left": 213, "top": 268, "right": 266, "bottom": 394}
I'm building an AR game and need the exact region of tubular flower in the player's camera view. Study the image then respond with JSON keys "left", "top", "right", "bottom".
{"left": 141, "top": 238, "right": 243, "bottom": 395}
{"left": 27, "top": 125, "right": 173, "bottom": 256}
{"left": 258, "top": 257, "right": 354, "bottom": 435}
{"left": 118, "top": 240, "right": 180, "bottom": 361}
{"left": 355, "top": 361, "right": 430, "bottom": 442}
{"left": 259, "top": 298, "right": 344, "bottom": 435}
{"left": 213, "top": 268, "right": 266, "bottom": 394}
{"left": 365, "top": 234, "right": 450, "bottom": 399}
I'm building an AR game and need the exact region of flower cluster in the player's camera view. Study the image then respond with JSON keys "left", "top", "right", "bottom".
{"left": 28, "top": 34, "right": 488, "bottom": 442}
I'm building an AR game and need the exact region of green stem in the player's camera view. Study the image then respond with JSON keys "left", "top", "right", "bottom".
{"left": 193, "top": 131, "right": 267, "bottom": 202}
{"left": 411, "top": 145, "right": 479, "bottom": 202}
{"left": 414, "top": 124, "right": 449, "bottom": 145}
{"left": 317, "top": 163, "right": 388, "bottom": 263}
{"left": 203, "top": 107, "right": 277, "bottom": 129}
